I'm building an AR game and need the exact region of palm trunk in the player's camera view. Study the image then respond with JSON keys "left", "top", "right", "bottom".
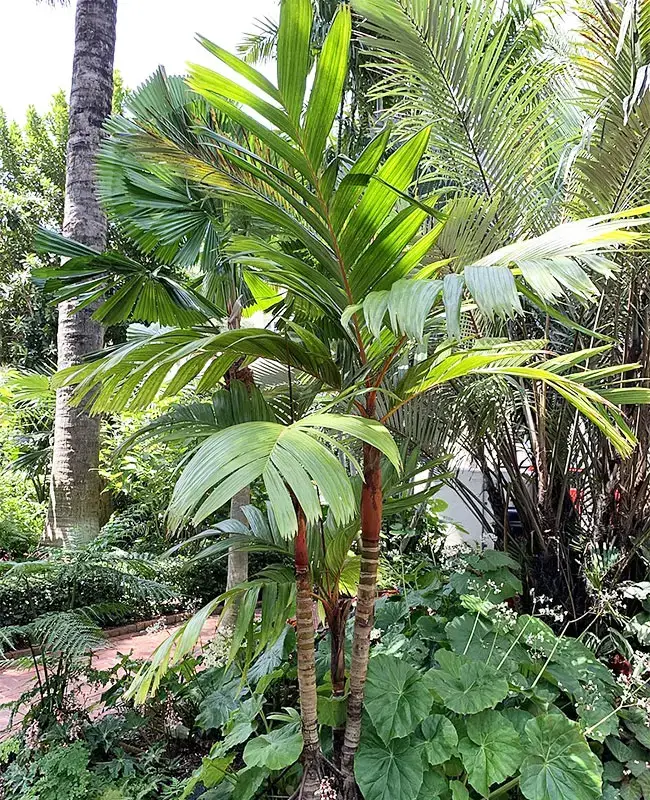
{"left": 341, "top": 443, "right": 382, "bottom": 787}
{"left": 220, "top": 485, "right": 251, "bottom": 630}
{"left": 45, "top": 0, "right": 117, "bottom": 546}
{"left": 219, "top": 305, "right": 250, "bottom": 624}
{"left": 294, "top": 500, "right": 322, "bottom": 799}
{"left": 328, "top": 599, "right": 350, "bottom": 765}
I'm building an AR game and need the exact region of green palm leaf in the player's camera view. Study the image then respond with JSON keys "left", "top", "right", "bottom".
{"left": 53, "top": 326, "right": 341, "bottom": 413}
{"left": 168, "top": 412, "right": 400, "bottom": 536}
{"left": 33, "top": 228, "right": 220, "bottom": 326}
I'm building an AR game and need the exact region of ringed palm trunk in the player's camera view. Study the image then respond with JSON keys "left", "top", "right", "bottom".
{"left": 294, "top": 500, "right": 322, "bottom": 798}
{"left": 341, "top": 442, "right": 382, "bottom": 790}
{"left": 45, "top": 0, "right": 117, "bottom": 546}
{"left": 220, "top": 305, "right": 251, "bottom": 629}
{"left": 327, "top": 597, "right": 351, "bottom": 766}
{"left": 221, "top": 485, "right": 251, "bottom": 630}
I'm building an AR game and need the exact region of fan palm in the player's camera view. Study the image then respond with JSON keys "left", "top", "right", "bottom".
{"left": 35, "top": 0, "right": 650, "bottom": 790}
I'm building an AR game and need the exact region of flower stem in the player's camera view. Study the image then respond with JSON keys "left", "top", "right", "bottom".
{"left": 488, "top": 777, "right": 520, "bottom": 798}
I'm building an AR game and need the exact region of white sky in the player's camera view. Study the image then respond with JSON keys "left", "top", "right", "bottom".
{"left": 0, "top": 0, "right": 278, "bottom": 121}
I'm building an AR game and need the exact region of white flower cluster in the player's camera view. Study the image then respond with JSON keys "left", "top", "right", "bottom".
{"left": 315, "top": 777, "right": 338, "bottom": 799}
{"left": 24, "top": 720, "right": 39, "bottom": 749}
{"left": 493, "top": 602, "right": 518, "bottom": 632}
{"left": 616, "top": 650, "right": 650, "bottom": 721}
{"left": 591, "top": 587, "right": 626, "bottom": 616}
{"left": 438, "top": 541, "right": 472, "bottom": 572}
{"left": 164, "top": 697, "right": 183, "bottom": 731}
{"left": 524, "top": 631, "right": 551, "bottom": 661}
{"left": 145, "top": 619, "right": 168, "bottom": 636}
{"left": 202, "top": 628, "right": 234, "bottom": 669}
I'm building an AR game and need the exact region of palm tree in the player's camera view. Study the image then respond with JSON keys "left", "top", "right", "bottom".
{"left": 44, "top": 0, "right": 117, "bottom": 546}
{"left": 34, "top": 0, "right": 650, "bottom": 792}
{"left": 95, "top": 68, "right": 268, "bottom": 625}
{"left": 357, "top": 0, "right": 650, "bottom": 619}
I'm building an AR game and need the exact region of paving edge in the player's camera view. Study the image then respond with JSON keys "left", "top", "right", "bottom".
{"left": 2, "top": 611, "right": 192, "bottom": 662}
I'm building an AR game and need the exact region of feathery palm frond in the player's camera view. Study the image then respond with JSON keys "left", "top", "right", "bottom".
{"left": 51, "top": 325, "right": 341, "bottom": 413}
{"left": 575, "top": 0, "right": 650, "bottom": 214}
{"left": 351, "top": 0, "right": 576, "bottom": 236}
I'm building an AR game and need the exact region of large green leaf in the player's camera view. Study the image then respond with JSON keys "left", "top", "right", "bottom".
{"left": 196, "top": 677, "right": 242, "bottom": 731}
{"left": 356, "top": 728, "right": 424, "bottom": 800}
{"left": 277, "top": 0, "right": 312, "bottom": 122}
{"left": 425, "top": 651, "right": 509, "bottom": 715}
{"left": 417, "top": 769, "right": 450, "bottom": 800}
{"left": 181, "top": 755, "right": 234, "bottom": 799}
{"left": 168, "top": 413, "right": 399, "bottom": 536}
{"left": 458, "top": 710, "right": 523, "bottom": 797}
{"left": 364, "top": 654, "right": 433, "bottom": 743}
{"left": 519, "top": 715, "right": 603, "bottom": 800}
{"left": 303, "top": 5, "right": 351, "bottom": 164}
{"left": 243, "top": 722, "right": 304, "bottom": 771}
{"left": 231, "top": 765, "right": 268, "bottom": 800}
{"left": 420, "top": 714, "right": 459, "bottom": 766}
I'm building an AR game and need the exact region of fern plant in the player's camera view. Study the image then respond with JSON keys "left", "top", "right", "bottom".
{"left": 0, "top": 546, "right": 175, "bottom": 728}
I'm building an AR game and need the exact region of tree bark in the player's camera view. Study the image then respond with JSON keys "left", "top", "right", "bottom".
{"left": 44, "top": 0, "right": 117, "bottom": 546}
{"left": 341, "top": 443, "right": 382, "bottom": 788}
{"left": 294, "top": 501, "right": 322, "bottom": 799}
{"left": 220, "top": 485, "right": 251, "bottom": 630}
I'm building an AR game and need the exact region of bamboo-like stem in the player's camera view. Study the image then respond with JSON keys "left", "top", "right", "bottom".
{"left": 293, "top": 500, "right": 322, "bottom": 799}
{"left": 341, "top": 443, "right": 382, "bottom": 786}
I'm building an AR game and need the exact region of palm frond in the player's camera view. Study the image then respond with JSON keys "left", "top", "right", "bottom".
{"left": 352, "top": 0, "right": 575, "bottom": 235}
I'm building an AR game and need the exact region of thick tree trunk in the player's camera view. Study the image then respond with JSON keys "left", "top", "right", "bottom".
{"left": 44, "top": 0, "right": 117, "bottom": 546}
{"left": 294, "top": 501, "right": 322, "bottom": 799}
{"left": 341, "top": 443, "right": 382, "bottom": 790}
{"left": 220, "top": 486, "right": 251, "bottom": 630}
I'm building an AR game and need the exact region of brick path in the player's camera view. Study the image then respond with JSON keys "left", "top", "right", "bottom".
{"left": 0, "top": 616, "right": 221, "bottom": 736}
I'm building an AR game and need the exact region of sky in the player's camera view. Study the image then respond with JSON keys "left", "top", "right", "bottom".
{"left": 0, "top": 0, "right": 277, "bottom": 122}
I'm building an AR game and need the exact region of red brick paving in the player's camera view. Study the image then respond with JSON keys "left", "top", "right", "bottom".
{"left": 0, "top": 616, "right": 221, "bottom": 737}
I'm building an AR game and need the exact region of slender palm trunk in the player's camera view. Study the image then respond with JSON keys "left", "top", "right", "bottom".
{"left": 45, "top": 0, "right": 117, "bottom": 546}
{"left": 328, "top": 598, "right": 350, "bottom": 765}
{"left": 294, "top": 501, "right": 322, "bottom": 799}
{"left": 221, "top": 486, "right": 251, "bottom": 630}
{"left": 341, "top": 443, "right": 382, "bottom": 788}
{"left": 220, "top": 304, "right": 250, "bottom": 626}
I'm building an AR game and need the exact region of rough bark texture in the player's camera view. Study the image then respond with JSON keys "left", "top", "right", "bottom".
{"left": 45, "top": 0, "right": 117, "bottom": 546}
{"left": 294, "top": 502, "right": 322, "bottom": 799}
{"left": 341, "top": 443, "right": 382, "bottom": 788}
{"left": 220, "top": 485, "right": 251, "bottom": 631}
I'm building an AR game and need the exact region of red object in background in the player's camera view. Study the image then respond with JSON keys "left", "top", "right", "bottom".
{"left": 568, "top": 487, "right": 581, "bottom": 512}
{"left": 610, "top": 653, "right": 632, "bottom": 677}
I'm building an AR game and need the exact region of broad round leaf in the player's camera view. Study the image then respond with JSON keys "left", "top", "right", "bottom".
{"left": 365, "top": 654, "right": 433, "bottom": 743}
{"left": 417, "top": 769, "right": 449, "bottom": 800}
{"left": 425, "top": 651, "right": 510, "bottom": 715}
{"left": 421, "top": 714, "right": 459, "bottom": 766}
{"left": 458, "top": 710, "right": 523, "bottom": 796}
{"left": 355, "top": 729, "right": 424, "bottom": 800}
{"left": 243, "top": 723, "right": 303, "bottom": 771}
{"left": 519, "top": 715, "right": 603, "bottom": 800}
